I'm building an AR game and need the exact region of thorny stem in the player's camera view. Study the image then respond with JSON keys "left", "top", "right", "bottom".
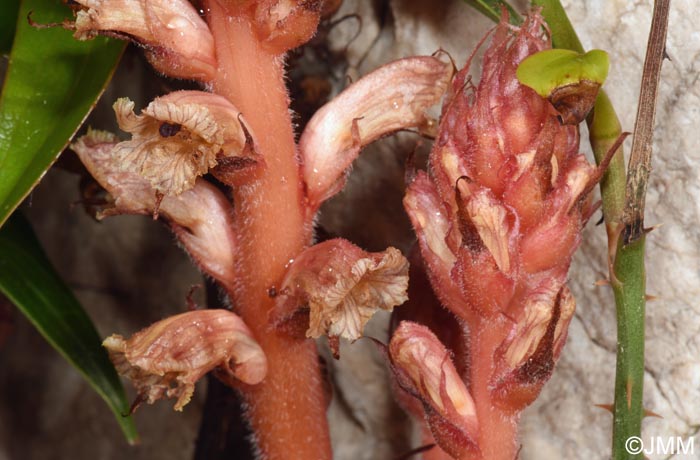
{"left": 532, "top": 1, "right": 669, "bottom": 459}
{"left": 205, "top": 1, "right": 330, "bottom": 459}
{"left": 613, "top": 2, "right": 670, "bottom": 459}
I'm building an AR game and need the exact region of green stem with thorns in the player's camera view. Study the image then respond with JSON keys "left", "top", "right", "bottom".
{"left": 533, "top": 2, "right": 669, "bottom": 459}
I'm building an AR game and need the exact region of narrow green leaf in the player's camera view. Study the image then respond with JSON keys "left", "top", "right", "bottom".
{"left": 461, "top": 0, "right": 522, "bottom": 25}
{"left": 0, "top": 0, "right": 125, "bottom": 227}
{"left": 0, "top": 0, "right": 21, "bottom": 53}
{"left": 0, "top": 212, "right": 138, "bottom": 443}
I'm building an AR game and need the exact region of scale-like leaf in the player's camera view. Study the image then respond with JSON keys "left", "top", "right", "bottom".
{"left": 0, "top": 0, "right": 125, "bottom": 227}
{"left": 0, "top": 213, "right": 138, "bottom": 443}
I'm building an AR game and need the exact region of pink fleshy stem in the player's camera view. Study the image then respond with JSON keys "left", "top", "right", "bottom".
{"left": 468, "top": 318, "right": 519, "bottom": 460}
{"left": 204, "top": 1, "right": 331, "bottom": 458}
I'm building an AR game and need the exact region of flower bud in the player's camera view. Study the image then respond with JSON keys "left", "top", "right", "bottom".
{"left": 72, "top": 0, "right": 217, "bottom": 81}
{"left": 404, "top": 10, "right": 595, "bottom": 417}
{"left": 103, "top": 309, "right": 267, "bottom": 411}
{"left": 389, "top": 321, "right": 478, "bottom": 457}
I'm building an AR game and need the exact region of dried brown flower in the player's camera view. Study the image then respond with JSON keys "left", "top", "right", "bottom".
{"left": 113, "top": 91, "right": 250, "bottom": 196}
{"left": 103, "top": 310, "right": 267, "bottom": 411}
{"left": 71, "top": 130, "right": 238, "bottom": 286}
{"left": 274, "top": 239, "right": 409, "bottom": 344}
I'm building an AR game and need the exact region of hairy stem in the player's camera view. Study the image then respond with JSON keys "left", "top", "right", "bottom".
{"left": 205, "top": 1, "right": 330, "bottom": 458}
{"left": 469, "top": 319, "right": 518, "bottom": 460}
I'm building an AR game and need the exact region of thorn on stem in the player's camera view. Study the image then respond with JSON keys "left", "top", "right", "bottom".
{"left": 626, "top": 379, "right": 633, "bottom": 410}
{"left": 594, "top": 403, "right": 614, "bottom": 414}
{"left": 579, "top": 132, "right": 631, "bottom": 203}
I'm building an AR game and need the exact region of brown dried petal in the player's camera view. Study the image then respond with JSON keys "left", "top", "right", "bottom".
{"left": 549, "top": 80, "right": 601, "bottom": 125}
{"left": 71, "top": 130, "right": 237, "bottom": 287}
{"left": 113, "top": 91, "right": 249, "bottom": 196}
{"left": 73, "top": 0, "right": 217, "bottom": 81}
{"left": 300, "top": 56, "right": 454, "bottom": 208}
{"left": 103, "top": 310, "right": 267, "bottom": 411}
{"left": 277, "top": 239, "right": 409, "bottom": 341}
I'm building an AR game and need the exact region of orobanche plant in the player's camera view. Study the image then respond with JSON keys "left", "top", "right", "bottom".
{"left": 1, "top": 0, "right": 667, "bottom": 458}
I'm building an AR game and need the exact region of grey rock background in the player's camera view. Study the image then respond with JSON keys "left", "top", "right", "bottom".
{"left": 1, "top": 1, "right": 698, "bottom": 459}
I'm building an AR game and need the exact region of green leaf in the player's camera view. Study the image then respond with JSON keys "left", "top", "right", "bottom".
{"left": 0, "top": 212, "right": 138, "bottom": 443}
{"left": 0, "top": 0, "right": 125, "bottom": 227}
{"left": 0, "top": 0, "right": 21, "bottom": 53}
{"left": 516, "top": 49, "right": 609, "bottom": 98}
{"left": 461, "top": 0, "right": 522, "bottom": 25}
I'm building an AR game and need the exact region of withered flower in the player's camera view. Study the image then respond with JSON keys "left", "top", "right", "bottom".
{"left": 112, "top": 91, "right": 250, "bottom": 196}
{"left": 72, "top": 0, "right": 217, "bottom": 81}
{"left": 103, "top": 310, "right": 267, "bottom": 411}
{"left": 389, "top": 321, "right": 479, "bottom": 458}
{"left": 274, "top": 239, "right": 409, "bottom": 345}
{"left": 71, "top": 130, "right": 238, "bottom": 287}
